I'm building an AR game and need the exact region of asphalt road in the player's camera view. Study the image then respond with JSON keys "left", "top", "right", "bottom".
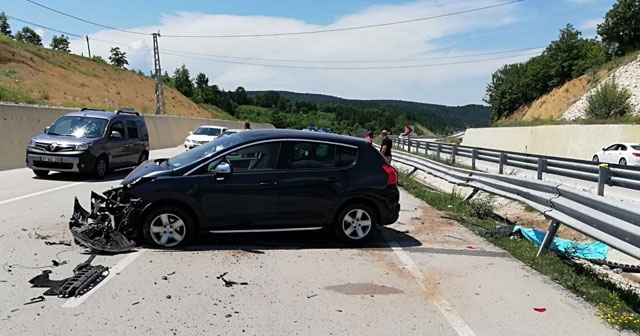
{"left": 0, "top": 147, "right": 628, "bottom": 335}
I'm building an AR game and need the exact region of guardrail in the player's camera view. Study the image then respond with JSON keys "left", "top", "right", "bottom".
{"left": 394, "top": 138, "right": 640, "bottom": 196}
{"left": 392, "top": 150, "right": 640, "bottom": 260}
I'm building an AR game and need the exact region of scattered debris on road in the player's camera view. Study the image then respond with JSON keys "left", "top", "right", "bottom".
{"left": 216, "top": 272, "right": 248, "bottom": 287}
{"left": 24, "top": 296, "right": 45, "bottom": 305}
{"left": 534, "top": 308, "right": 547, "bottom": 313}
{"left": 45, "top": 240, "right": 72, "bottom": 246}
{"left": 29, "top": 255, "right": 109, "bottom": 298}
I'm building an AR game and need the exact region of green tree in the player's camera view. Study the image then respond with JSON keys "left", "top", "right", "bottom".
{"left": 173, "top": 64, "right": 194, "bottom": 98}
{"left": 50, "top": 34, "right": 70, "bottom": 52}
{"left": 108, "top": 47, "right": 128, "bottom": 68}
{"left": 543, "top": 24, "right": 588, "bottom": 87}
{"left": 15, "top": 26, "right": 42, "bottom": 46}
{"left": 598, "top": 0, "right": 640, "bottom": 56}
{"left": 233, "top": 86, "right": 249, "bottom": 105}
{"left": 0, "top": 12, "right": 12, "bottom": 38}
{"left": 585, "top": 77, "right": 632, "bottom": 119}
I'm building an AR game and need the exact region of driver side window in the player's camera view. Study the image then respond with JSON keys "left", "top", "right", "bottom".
{"left": 225, "top": 142, "right": 281, "bottom": 172}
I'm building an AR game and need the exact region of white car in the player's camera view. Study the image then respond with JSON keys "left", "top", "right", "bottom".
{"left": 184, "top": 125, "right": 227, "bottom": 150}
{"left": 218, "top": 128, "right": 245, "bottom": 139}
{"left": 592, "top": 143, "right": 640, "bottom": 166}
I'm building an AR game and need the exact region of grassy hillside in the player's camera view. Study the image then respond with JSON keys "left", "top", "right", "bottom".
{"left": 0, "top": 35, "right": 230, "bottom": 119}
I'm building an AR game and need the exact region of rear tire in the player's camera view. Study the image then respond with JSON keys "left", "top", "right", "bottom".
{"left": 592, "top": 155, "right": 599, "bottom": 162}
{"left": 93, "top": 156, "right": 108, "bottom": 179}
{"left": 138, "top": 152, "right": 148, "bottom": 165}
{"left": 619, "top": 158, "right": 627, "bottom": 165}
{"left": 33, "top": 169, "right": 49, "bottom": 177}
{"left": 334, "top": 203, "right": 377, "bottom": 244}
{"left": 142, "top": 206, "right": 194, "bottom": 248}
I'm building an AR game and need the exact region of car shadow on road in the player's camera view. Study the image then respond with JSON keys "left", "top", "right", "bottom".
{"left": 151, "top": 226, "right": 422, "bottom": 253}
{"left": 32, "top": 168, "right": 133, "bottom": 183}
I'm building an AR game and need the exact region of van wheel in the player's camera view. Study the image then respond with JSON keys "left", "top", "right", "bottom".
{"left": 138, "top": 152, "right": 148, "bottom": 165}
{"left": 142, "top": 206, "right": 194, "bottom": 248}
{"left": 33, "top": 169, "right": 49, "bottom": 177}
{"left": 93, "top": 156, "right": 108, "bottom": 178}
{"left": 334, "top": 203, "right": 377, "bottom": 244}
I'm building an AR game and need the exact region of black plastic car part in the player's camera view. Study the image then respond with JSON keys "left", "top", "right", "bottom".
{"left": 29, "top": 255, "right": 109, "bottom": 298}
{"left": 69, "top": 188, "right": 141, "bottom": 253}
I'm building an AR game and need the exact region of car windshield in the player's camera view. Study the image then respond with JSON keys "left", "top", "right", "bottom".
{"left": 193, "top": 127, "right": 222, "bottom": 136}
{"left": 47, "top": 116, "right": 108, "bottom": 139}
{"left": 168, "top": 133, "right": 247, "bottom": 168}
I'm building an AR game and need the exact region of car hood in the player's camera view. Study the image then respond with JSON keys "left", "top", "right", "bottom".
{"left": 33, "top": 134, "right": 91, "bottom": 146}
{"left": 186, "top": 134, "right": 216, "bottom": 141}
{"left": 122, "top": 158, "right": 173, "bottom": 186}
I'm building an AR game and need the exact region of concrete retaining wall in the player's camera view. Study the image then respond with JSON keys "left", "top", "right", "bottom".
{"left": 0, "top": 104, "right": 273, "bottom": 171}
{"left": 462, "top": 124, "right": 640, "bottom": 160}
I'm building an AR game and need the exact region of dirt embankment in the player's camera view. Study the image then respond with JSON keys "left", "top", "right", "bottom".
{"left": 0, "top": 41, "right": 224, "bottom": 118}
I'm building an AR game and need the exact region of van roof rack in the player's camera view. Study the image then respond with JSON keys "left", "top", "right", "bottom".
{"left": 80, "top": 107, "right": 106, "bottom": 111}
{"left": 116, "top": 108, "right": 140, "bottom": 116}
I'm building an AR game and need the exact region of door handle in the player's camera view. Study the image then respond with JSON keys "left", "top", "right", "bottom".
{"left": 324, "top": 177, "right": 339, "bottom": 182}
{"left": 260, "top": 181, "right": 277, "bottom": 186}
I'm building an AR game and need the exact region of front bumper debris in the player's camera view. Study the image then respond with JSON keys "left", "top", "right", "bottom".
{"left": 29, "top": 255, "right": 109, "bottom": 298}
{"left": 69, "top": 187, "right": 142, "bottom": 253}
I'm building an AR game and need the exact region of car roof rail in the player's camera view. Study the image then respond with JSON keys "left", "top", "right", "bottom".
{"left": 116, "top": 108, "right": 140, "bottom": 116}
{"left": 81, "top": 107, "right": 106, "bottom": 111}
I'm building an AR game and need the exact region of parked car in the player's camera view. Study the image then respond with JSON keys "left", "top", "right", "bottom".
{"left": 26, "top": 108, "right": 149, "bottom": 178}
{"left": 70, "top": 129, "right": 400, "bottom": 252}
{"left": 592, "top": 143, "right": 640, "bottom": 166}
{"left": 184, "top": 125, "right": 228, "bottom": 150}
{"left": 217, "top": 128, "right": 245, "bottom": 139}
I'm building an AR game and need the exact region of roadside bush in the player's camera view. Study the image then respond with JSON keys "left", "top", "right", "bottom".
{"left": 585, "top": 77, "right": 632, "bottom": 119}
{"left": 466, "top": 195, "right": 494, "bottom": 219}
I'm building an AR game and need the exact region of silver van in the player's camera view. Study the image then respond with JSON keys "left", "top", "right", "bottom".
{"left": 26, "top": 108, "right": 149, "bottom": 178}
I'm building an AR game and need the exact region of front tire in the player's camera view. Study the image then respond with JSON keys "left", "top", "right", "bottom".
{"left": 592, "top": 155, "right": 599, "bottom": 162}
{"left": 334, "top": 203, "right": 377, "bottom": 244}
{"left": 93, "top": 156, "right": 108, "bottom": 178}
{"left": 142, "top": 206, "right": 194, "bottom": 248}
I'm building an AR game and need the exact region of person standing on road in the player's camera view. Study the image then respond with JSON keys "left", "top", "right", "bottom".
{"left": 244, "top": 121, "right": 251, "bottom": 130}
{"left": 380, "top": 130, "right": 392, "bottom": 163}
{"left": 365, "top": 131, "right": 374, "bottom": 142}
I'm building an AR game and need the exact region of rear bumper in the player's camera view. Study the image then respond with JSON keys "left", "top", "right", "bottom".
{"left": 380, "top": 202, "right": 400, "bottom": 225}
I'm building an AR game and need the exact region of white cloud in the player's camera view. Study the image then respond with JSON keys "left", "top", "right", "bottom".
{"left": 579, "top": 18, "right": 602, "bottom": 31}
{"left": 68, "top": 0, "right": 524, "bottom": 105}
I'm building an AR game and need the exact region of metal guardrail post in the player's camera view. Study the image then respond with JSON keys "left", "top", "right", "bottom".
{"left": 436, "top": 144, "right": 442, "bottom": 159}
{"left": 597, "top": 164, "right": 610, "bottom": 196}
{"left": 499, "top": 153, "right": 507, "bottom": 175}
{"left": 451, "top": 146, "right": 457, "bottom": 164}
{"left": 407, "top": 137, "right": 412, "bottom": 153}
{"left": 471, "top": 149, "right": 478, "bottom": 170}
{"left": 537, "top": 220, "right": 561, "bottom": 256}
{"left": 536, "top": 158, "right": 546, "bottom": 180}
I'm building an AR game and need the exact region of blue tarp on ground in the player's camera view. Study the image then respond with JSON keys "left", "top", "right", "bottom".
{"left": 512, "top": 226, "right": 609, "bottom": 260}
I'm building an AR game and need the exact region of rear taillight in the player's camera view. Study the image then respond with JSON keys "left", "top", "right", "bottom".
{"left": 633, "top": 153, "right": 640, "bottom": 158}
{"left": 382, "top": 165, "right": 398, "bottom": 185}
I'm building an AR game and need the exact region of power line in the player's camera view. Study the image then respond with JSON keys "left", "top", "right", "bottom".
{"left": 159, "top": 46, "right": 545, "bottom": 64}
{"left": 160, "top": 50, "right": 541, "bottom": 70}
{"left": 22, "top": 0, "right": 522, "bottom": 38}
{"left": 7, "top": 15, "right": 82, "bottom": 38}
{"left": 163, "top": 0, "right": 523, "bottom": 38}
{"left": 23, "top": 0, "right": 150, "bottom": 35}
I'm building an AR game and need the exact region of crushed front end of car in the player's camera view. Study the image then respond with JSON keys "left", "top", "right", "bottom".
{"left": 69, "top": 186, "right": 145, "bottom": 253}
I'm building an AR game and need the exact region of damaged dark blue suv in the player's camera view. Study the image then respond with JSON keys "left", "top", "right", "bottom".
{"left": 70, "top": 129, "right": 400, "bottom": 252}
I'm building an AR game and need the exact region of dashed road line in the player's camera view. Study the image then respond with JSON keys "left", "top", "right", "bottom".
{"left": 0, "top": 182, "right": 85, "bottom": 206}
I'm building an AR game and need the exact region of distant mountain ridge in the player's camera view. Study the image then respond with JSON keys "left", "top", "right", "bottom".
{"left": 248, "top": 90, "right": 491, "bottom": 133}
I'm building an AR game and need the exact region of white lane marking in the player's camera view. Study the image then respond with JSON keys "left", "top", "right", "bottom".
{"left": 0, "top": 182, "right": 85, "bottom": 206}
{"left": 385, "top": 236, "right": 477, "bottom": 336}
{"left": 62, "top": 250, "right": 145, "bottom": 308}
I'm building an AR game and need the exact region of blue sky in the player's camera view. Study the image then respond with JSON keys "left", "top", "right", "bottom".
{"left": 2, "top": 0, "right": 618, "bottom": 105}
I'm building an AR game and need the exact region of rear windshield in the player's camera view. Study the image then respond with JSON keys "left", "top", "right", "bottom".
{"left": 631, "top": 145, "right": 640, "bottom": 150}
{"left": 193, "top": 127, "right": 223, "bottom": 136}
{"left": 47, "top": 116, "right": 108, "bottom": 139}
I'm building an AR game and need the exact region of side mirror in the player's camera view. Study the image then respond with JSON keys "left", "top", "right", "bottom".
{"left": 110, "top": 130, "right": 122, "bottom": 139}
{"left": 214, "top": 162, "right": 232, "bottom": 175}
{"left": 44, "top": 126, "right": 50, "bottom": 134}
{"left": 602, "top": 148, "right": 606, "bottom": 151}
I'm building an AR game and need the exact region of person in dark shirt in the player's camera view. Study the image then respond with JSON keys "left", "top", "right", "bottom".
{"left": 380, "top": 129, "right": 392, "bottom": 163}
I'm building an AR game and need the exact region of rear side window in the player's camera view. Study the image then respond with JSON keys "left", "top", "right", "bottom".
{"left": 288, "top": 141, "right": 356, "bottom": 169}
{"left": 137, "top": 119, "right": 148, "bottom": 140}
{"left": 126, "top": 120, "right": 138, "bottom": 139}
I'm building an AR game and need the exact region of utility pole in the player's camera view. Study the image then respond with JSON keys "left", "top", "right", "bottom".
{"left": 152, "top": 32, "right": 166, "bottom": 115}
{"left": 85, "top": 35, "right": 91, "bottom": 58}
